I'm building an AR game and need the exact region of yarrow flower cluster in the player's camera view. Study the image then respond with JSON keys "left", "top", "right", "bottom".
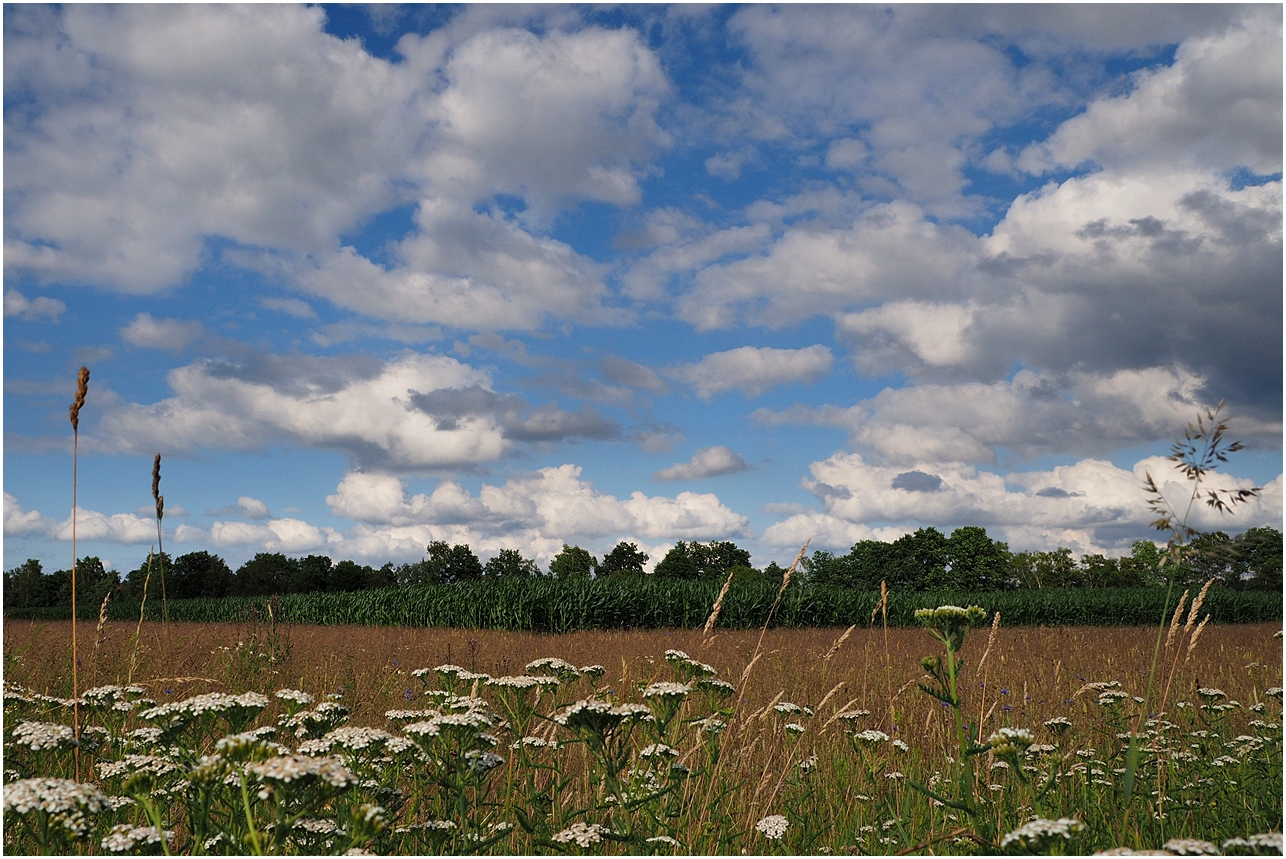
{"left": 3, "top": 778, "right": 112, "bottom": 838}
{"left": 554, "top": 699, "right": 654, "bottom": 732}
{"left": 854, "top": 729, "right": 890, "bottom": 745}
{"left": 999, "top": 817, "right": 1084, "bottom": 850}
{"left": 551, "top": 822, "right": 609, "bottom": 847}
{"left": 987, "top": 727, "right": 1035, "bottom": 757}
{"left": 100, "top": 823, "right": 173, "bottom": 853}
{"left": 525, "top": 658, "right": 580, "bottom": 682}
{"left": 11, "top": 721, "right": 76, "bottom": 751}
{"left": 643, "top": 681, "right": 693, "bottom": 699}
{"left": 1219, "top": 833, "right": 1283, "bottom": 855}
{"left": 1163, "top": 838, "right": 1220, "bottom": 855}
{"left": 756, "top": 814, "right": 790, "bottom": 840}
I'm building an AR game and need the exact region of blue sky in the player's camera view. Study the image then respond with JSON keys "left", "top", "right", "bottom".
{"left": 4, "top": 4, "right": 1282, "bottom": 576}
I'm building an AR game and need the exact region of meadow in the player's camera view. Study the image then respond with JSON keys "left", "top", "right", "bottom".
{"left": 3, "top": 604, "right": 1281, "bottom": 855}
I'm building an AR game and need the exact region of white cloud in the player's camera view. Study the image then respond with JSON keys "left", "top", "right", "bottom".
{"left": 120, "top": 313, "right": 204, "bottom": 351}
{"left": 234, "top": 497, "right": 270, "bottom": 520}
{"left": 4, "top": 494, "right": 158, "bottom": 545}
{"left": 208, "top": 518, "right": 337, "bottom": 554}
{"left": 677, "top": 201, "right": 976, "bottom": 330}
{"left": 4, "top": 493, "right": 55, "bottom": 536}
{"left": 5, "top": 5, "right": 418, "bottom": 292}
{"left": 323, "top": 464, "right": 748, "bottom": 564}
{"left": 755, "top": 367, "right": 1282, "bottom": 467}
{"left": 4, "top": 9, "right": 668, "bottom": 339}
{"left": 404, "top": 25, "right": 668, "bottom": 218}
{"left": 653, "top": 446, "right": 749, "bottom": 481}
{"left": 97, "top": 352, "right": 510, "bottom": 469}
{"left": 668, "top": 345, "right": 833, "bottom": 399}
{"left": 296, "top": 202, "right": 622, "bottom": 330}
{"left": 763, "top": 451, "right": 1282, "bottom": 555}
{"left": 837, "top": 301, "right": 977, "bottom": 370}
{"left": 1018, "top": 9, "right": 1281, "bottom": 176}
{"left": 4, "top": 290, "right": 66, "bottom": 322}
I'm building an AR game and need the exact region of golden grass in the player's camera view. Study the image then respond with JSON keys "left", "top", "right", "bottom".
{"left": 5, "top": 619, "right": 1280, "bottom": 742}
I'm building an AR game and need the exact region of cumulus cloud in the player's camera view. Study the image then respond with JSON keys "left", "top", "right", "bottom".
{"left": 4, "top": 290, "right": 66, "bottom": 322}
{"left": 120, "top": 313, "right": 204, "bottom": 351}
{"left": 763, "top": 451, "right": 1282, "bottom": 555}
{"left": 4, "top": 493, "right": 54, "bottom": 536}
{"left": 755, "top": 367, "right": 1282, "bottom": 467}
{"left": 321, "top": 462, "right": 751, "bottom": 550}
{"left": 229, "top": 497, "right": 270, "bottom": 519}
{"left": 676, "top": 201, "right": 977, "bottom": 330}
{"left": 1017, "top": 9, "right": 1281, "bottom": 176}
{"left": 653, "top": 446, "right": 749, "bottom": 481}
{"left": 4, "top": 4, "right": 418, "bottom": 292}
{"left": 294, "top": 203, "right": 624, "bottom": 330}
{"left": 404, "top": 25, "right": 669, "bottom": 216}
{"left": 205, "top": 519, "right": 337, "bottom": 554}
{"left": 5, "top": 8, "right": 668, "bottom": 336}
{"left": 4, "top": 493, "right": 157, "bottom": 544}
{"left": 96, "top": 351, "right": 508, "bottom": 469}
{"left": 93, "top": 350, "right": 626, "bottom": 468}
{"left": 668, "top": 345, "right": 833, "bottom": 399}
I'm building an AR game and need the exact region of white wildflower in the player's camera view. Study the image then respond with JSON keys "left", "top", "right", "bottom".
{"left": 756, "top": 814, "right": 789, "bottom": 840}
{"left": 551, "top": 822, "right": 608, "bottom": 847}
{"left": 1000, "top": 817, "right": 1085, "bottom": 850}
{"left": 1164, "top": 838, "right": 1219, "bottom": 855}
{"left": 101, "top": 823, "right": 173, "bottom": 853}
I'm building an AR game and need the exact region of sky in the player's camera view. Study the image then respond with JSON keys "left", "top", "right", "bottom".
{"left": 3, "top": 3, "right": 1282, "bottom": 578}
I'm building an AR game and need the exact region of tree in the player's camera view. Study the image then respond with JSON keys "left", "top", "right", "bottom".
{"left": 169, "top": 551, "right": 233, "bottom": 599}
{"left": 233, "top": 553, "right": 295, "bottom": 596}
{"left": 484, "top": 549, "right": 540, "bottom": 578}
{"left": 423, "top": 541, "right": 484, "bottom": 585}
{"left": 549, "top": 544, "right": 596, "bottom": 579}
{"left": 330, "top": 559, "right": 373, "bottom": 592}
{"left": 121, "top": 552, "right": 172, "bottom": 602}
{"left": 944, "top": 527, "right": 1010, "bottom": 590}
{"left": 4, "top": 559, "right": 53, "bottom": 609}
{"left": 886, "top": 527, "right": 948, "bottom": 591}
{"left": 291, "top": 555, "right": 332, "bottom": 594}
{"left": 1006, "top": 548, "right": 1076, "bottom": 589}
{"left": 599, "top": 542, "right": 648, "bottom": 578}
{"left": 1236, "top": 526, "right": 1283, "bottom": 592}
{"left": 654, "top": 542, "right": 701, "bottom": 580}
{"left": 1118, "top": 541, "right": 1165, "bottom": 588}
{"left": 844, "top": 540, "right": 896, "bottom": 590}
{"left": 53, "top": 556, "right": 116, "bottom": 608}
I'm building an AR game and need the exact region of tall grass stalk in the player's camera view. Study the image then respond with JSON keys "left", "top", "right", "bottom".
{"left": 152, "top": 454, "right": 171, "bottom": 669}
{"left": 128, "top": 549, "right": 155, "bottom": 686}
{"left": 739, "top": 540, "right": 808, "bottom": 700}
{"left": 68, "top": 365, "right": 89, "bottom": 779}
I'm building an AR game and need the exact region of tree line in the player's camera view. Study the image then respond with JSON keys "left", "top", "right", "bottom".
{"left": 4, "top": 526, "right": 1280, "bottom": 611}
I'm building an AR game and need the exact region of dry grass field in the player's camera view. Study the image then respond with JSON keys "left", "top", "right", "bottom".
{"left": 4, "top": 616, "right": 1281, "bottom": 854}
{"left": 5, "top": 617, "right": 1279, "bottom": 737}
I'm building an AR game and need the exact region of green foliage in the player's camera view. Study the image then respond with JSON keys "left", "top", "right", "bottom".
{"left": 232, "top": 552, "right": 295, "bottom": 596}
{"left": 13, "top": 581, "right": 1278, "bottom": 629}
{"left": 170, "top": 551, "right": 234, "bottom": 599}
{"left": 598, "top": 541, "right": 649, "bottom": 578}
{"left": 483, "top": 549, "right": 540, "bottom": 578}
{"left": 548, "top": 544, "right": 596, "bottom": 579}
{"left": 653, "top": 540, "right": 752, "bottom": 581}
{"left": 402, "top": 542, "right": 485, "bottom": 586}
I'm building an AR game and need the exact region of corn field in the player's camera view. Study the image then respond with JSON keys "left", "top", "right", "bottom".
{"left": 5, "top": 581, "right": 1281, "bottom": 631}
